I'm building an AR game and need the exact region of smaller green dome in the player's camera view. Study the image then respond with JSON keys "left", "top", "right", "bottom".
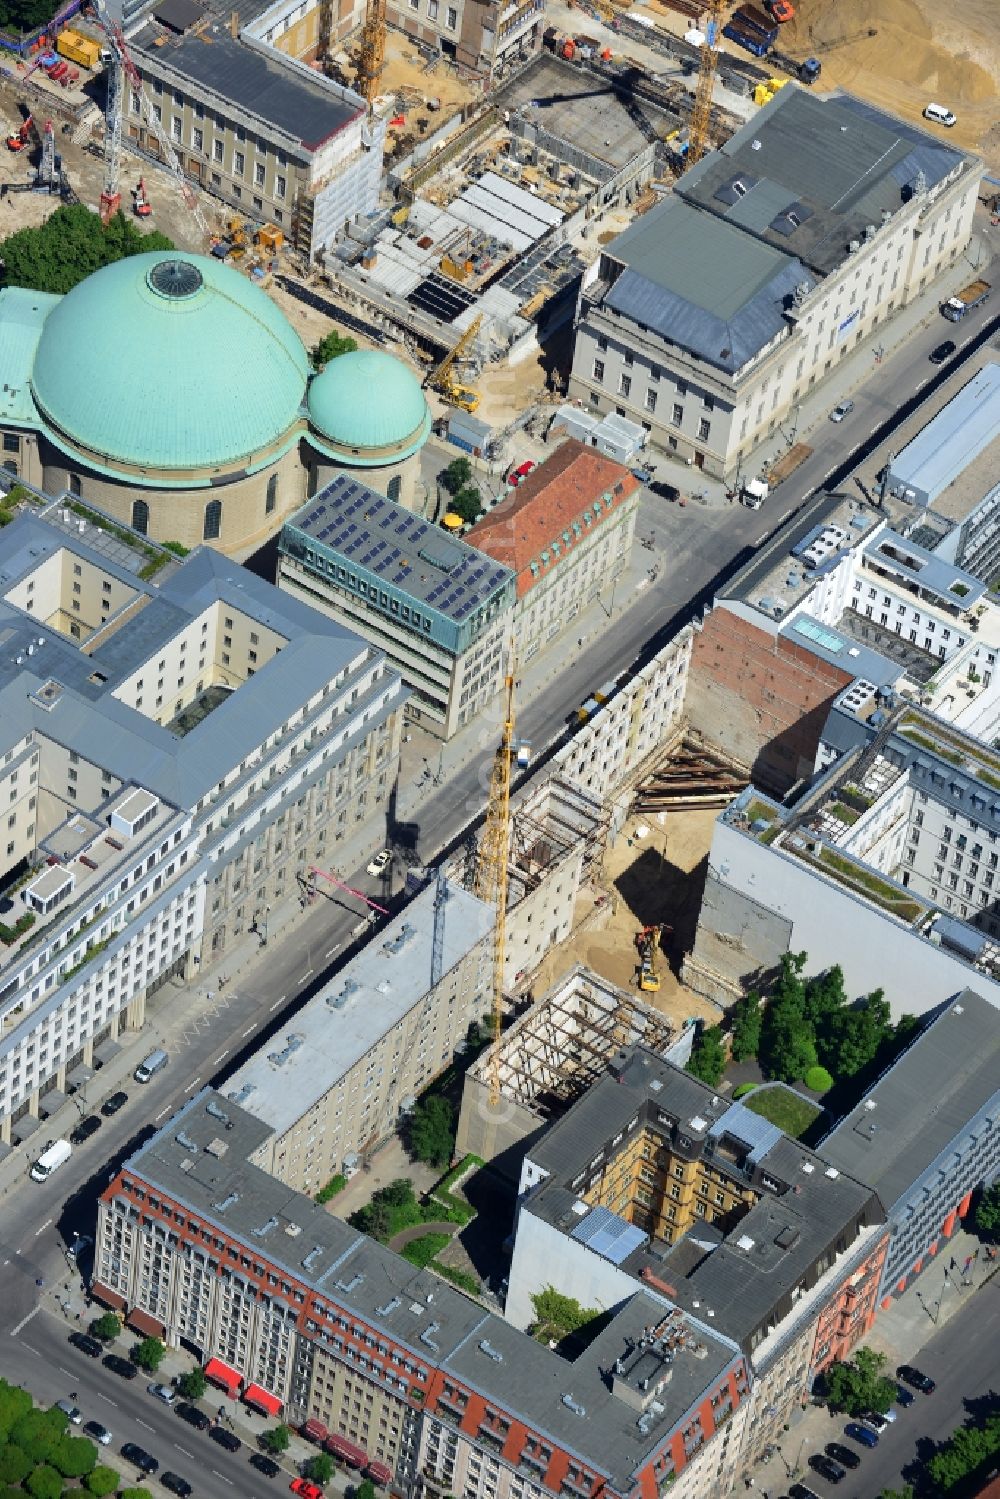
{"left": 307, "top": 350, "right": 430, "bottom": 460}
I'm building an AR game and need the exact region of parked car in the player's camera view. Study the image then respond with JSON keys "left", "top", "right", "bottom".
{"left": 894, "top": 1383, "right": 916, "bottom": 1409}
{"left": 210, "top": 1426, "right": 242, "bottom": 1453}
{"left": 929, "top": 339, "right": 957, "bottom": 364}
{"left": 162, "top": 1474, "right": 193, "bottom": 1497}
{"left": 104, "top": 1354, "right": 138, "bottom": 1381}
{"left": 251, "top": 1454, "right": 281, "bottom": 1477}
{"left": 148, "top": 1382, "right": 176, "bottom": 1405}
{"left": 83, "top": 1421, "right": 112, "bottom": 1446}
{"left": 861, "top": 1408, "right": 896, "bottom": 1431}
{"left": 829, "top": 399, "right": 855, "bottom": 423}
{"left": 67, "top": 1233, "right": 92, "bottom": 1260}
{"left": 809, "top": 1453, "right": 846, "bottom": 1484}
{"left": 788, "top": 1485, "right": 823, "bottom": 1499}
{"left": 508, "top": 459, "right": 536, "bottom": 486}
{"left": 290, "top": 1482, "right": 325, "bottom": 1499}
{"left": 121, "top": 1442, "right": 158, "bottom": 1474}
{"left": 366, "top": 848, "right": 391, "bottom": 877}
{"left": 55, "top": 1400, "right": 82, "bottom": 1425}
{"left": 898, "top": 1364, "right": 936, "bottom": 1394}
{"left": 825, "top": 1442, "right": 860, "bottom": 1470}
{"left": 68, "top": 1331, "right": 102, "bottom": 1358}
{"left": 845, "top": 1421, "right": 879, "bottom": 1449}
{"left": 176, "top": 1402, "right": 211, "bottom": 1431}
{"left": 69, "top": 1115, "right": 102, "bottom": 1145}
{"left": 101, "top": 1090, "right": 128, "bottom": 1117}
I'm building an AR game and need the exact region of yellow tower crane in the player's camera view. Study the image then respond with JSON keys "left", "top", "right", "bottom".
{"left": 425, "top": 314, "right": 483, "bottom": 412}
{"left": 475, "top": 666, "right": 516, "bottom": 1108}
{"left": 356, "top": 0, "right": 388, "bottom": 107}
{"left": 686, "top": 0, "right": 724, "bottom": 168}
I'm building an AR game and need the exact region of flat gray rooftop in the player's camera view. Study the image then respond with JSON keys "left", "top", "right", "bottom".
{"left": 887, "top": 362, "right": 1000, "bottom": 506}
{"left": 224, "top": 878, "right": 492, "bottom": 1135}
{"left": 820, "top": 992, "right": 1000, "bottom": 1210}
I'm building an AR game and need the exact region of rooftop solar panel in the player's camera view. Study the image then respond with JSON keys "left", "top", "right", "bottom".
{"left": 570, "top": 1205, "right": 648, "bottom": 1265}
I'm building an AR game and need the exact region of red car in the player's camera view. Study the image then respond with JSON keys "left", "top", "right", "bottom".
{"left": 508, "top": 460, "right": 536, "bottom": 486}
{"left": 291, "top": 1482, "right": 325, "bottom": 1499}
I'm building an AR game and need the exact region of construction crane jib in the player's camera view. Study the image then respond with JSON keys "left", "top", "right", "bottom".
{"left": 475, "top": 665, "right": 516, "bottom": 1109}
{"left": 90, "top": 0, "right": 211, "bottom": 237}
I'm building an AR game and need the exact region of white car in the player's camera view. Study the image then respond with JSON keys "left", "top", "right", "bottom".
{"left": 56, "top": 1400, "right": 82, "bottom": 1425}
{"left": 147, "top": 1382, "right": 176, "bottom": 1404}
{"left": 829, "top": 400, "right": 855, "bottom": 423}
{"left": 366, "top": 848, "right": 391, "bottom": 877}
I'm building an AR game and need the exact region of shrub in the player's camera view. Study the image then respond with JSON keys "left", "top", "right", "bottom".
{"left": 89, "top": 1313, "right": 121, "bottom": 1343}
{"left": 804, "top": 1065, "right": 834, "bottom": 1093}
{"left": 732, "top": 1083, "right": 757, "bottom": 1099}
{"left": 25, "top": 1463, "right": 62, "bottom": 1499}
{"left": 401, "top": 1233, "right": 451, "bottom": 1269}
{"left": 84, "top": 1466, "right": 120, "bottom": 1497}
{"left": 315, "top": 1174, "right": 347, "bottom": 1204}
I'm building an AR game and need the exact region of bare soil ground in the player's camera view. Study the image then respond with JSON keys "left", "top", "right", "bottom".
{"left": 530, "top": 808, "right": 721, "bottom": 1031}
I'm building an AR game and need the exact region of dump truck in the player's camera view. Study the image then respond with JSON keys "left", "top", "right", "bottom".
{"left": 722, "top": 17, "right": 772, "bottom": 55}
{"left": 56, "top": 28, "right": 101, "bottom": 69}
{"left": 733, "top": 4, "right": 779, "bottom": 43}
{"left": 941, "top": 279, "right": 991, "bottom": 322}
{"left": 762, "top": 442, "right": 813, "bottom": 488}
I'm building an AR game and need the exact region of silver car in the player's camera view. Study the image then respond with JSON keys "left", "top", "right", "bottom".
{"left": 147, "top": 1382, "right": 176, "bottom": 1405}
{"left": 829, "top": 400, "right": 855, "bottom": 423}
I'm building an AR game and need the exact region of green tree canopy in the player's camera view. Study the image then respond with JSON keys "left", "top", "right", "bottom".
{"left": 685, "top": 1024, "right": 727, "bottom": 1086}
{"left": 0, "top": 0, "right": 57, "bottom": 34}
{"left": 0, "top": 205, "right": 173, "bottom": 296}
{"left": 821, "top": 1347, "right": 897, "bottom": 1417}
{"left": 449, "top": 486, "right": 483, "bottom": 524}
{"left": 926, "top": 1412, "right": 1000, "bottom": 1491}
{"left": 261, "top": 1424, "right": 290, "bottom": 1454}
{"left": 89, "top": 1313, "right": 121, "bottom": 1343}
{"left": 406, "top": 1095, "right": 455, "bottom": 1169}
{"left": 440, "top": 457, "right": 473, "bottom": 496}
{"left": 132, "top": 1337, "right": 165, "bottom": 1373}
{"left": 48, "top": 1435, "right": 96, "bottom": 1479}
{"left": 0, "top": 1445, "right": 30, "bottom": 1487}
{"left": 355, "top": 1480, "right": 378, "bottom": 1499}
{"left": 310, "top": 329, "right": 358, "bottom": 370}
{"left": 529, "top": 1288, "right": 599, "bottom": 1343}
{"left": 0, "top": 1380, "right": 32, "bottom": 1437}
{"left": 10, "top": 1410, "right": 62, "bottom": 1467}
{"left": 729, "top": 994, "right": 762, "bottom": 1062}
{"left": 25, "top": 1462, "right": 62, "bottom": 1499}
{"left": 83, "top": 1465, "right": 120, "bottom": 1497}
{"left": 818, "top": 989, "right": 892, "bottom": 1078}
{"left": 304, "top": 1452, "right": 334, "bottom": 1485}
{"left": 975, "top": 1181, "right": 1000, "bottom": 1241}
{"left": 177, "top": 1368, "right": 207, "bottom": 1401}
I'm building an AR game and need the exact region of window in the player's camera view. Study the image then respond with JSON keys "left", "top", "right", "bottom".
{"left": 234, "top": 150, "right": 245, "bottom": 176}
{"left": 255, "top": 161, "right": 265, "bottom": 188}
{"left": 698, "top": 417, "right": 711, "bottom": 441}
{"left": 275, "top": 174, "right": 286, "bottom": 199}
{"left": 386, "top": 475, "right": 401, "bottom": 502}
{"left": 192, "top": 127, "right": 203, "bottom": 151}
{"left": 3, "top": 433, "right": 20, "bottom": 454}
{"left": 619, "top": 373, "right": 631, "bottom": 398}
{"left": 428, "top": 0, "right": 438, "bottom": 17}
{"left": 592, "top": 359, "right": 604, "bottom": 383}
{"left": 213, "top": 138, "right": 224, "bottom": 163}
{"left": 265, "top": 475, "right": 278, "bottom": 515}
{"left": 132, "top": 499, "right": 149, "bottom": 535}
{"left": 171, "top": 116, "right": 182, "bottom": 141}
{"left": 446, "top": 4, "right": 457, "bottom": 23}
{"left": 645, "top": 389, "right": 657, "bottom": 412}
{"left": 203, "top": 499, "right": 222, "bottom": 540}
{"left": 672, "top": 404, "right": 683, "bottom": 426}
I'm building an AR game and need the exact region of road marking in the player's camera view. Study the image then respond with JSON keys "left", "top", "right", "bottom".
{"left": 242, "top": 1026, "right": 255, "bottom": 1037}
{"left": 303, "top": 967, "right": 314, "bottom": 978}
{"left": 154, "top": 1106, "right": 171, "bottom": 1122}
{"left": 34, "top": 1218, "right": 52, "bottom": 1238}
{"left": 212, "top": 1050, "right": 229, "bottom": 1065}
{"left": 325, "top": 944, "right": 340, "bottom": 958}
{"left": 212, "top": 1471, "right": 234, "bottom": 1486}
{"left": 183, "top": 1076, "right": 202, "bottom": 1094}
{"left": 136, "top": 1418, "right": 154, "bottom": 1431}
{"left": 96, "top": 1393, "right": 117, "bottom": 1407}
{"left": 753, "top": 533, "right": 769, "bottom": 546}
{"left": 268, "top": 997, "right": 284, "bottom": 1012}
{"left": 174, "top": 1446, "right": 195, "bottom": 1459}
{"left": 20, "top": 1343, "right": 40, "bottom": 1357}
{"left": 11, "top": 1306, "right": 39, "bottom": 1337}
{"left": 58, "top": 1366, "right": 73, "bottom": 1378}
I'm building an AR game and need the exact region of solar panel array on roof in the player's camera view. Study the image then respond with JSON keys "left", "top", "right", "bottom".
{"left": 570, "top": 1205, "right": 648, "bottom": 1265}
{"left": 407, "top": 273, "right": 477, "bottom": 323}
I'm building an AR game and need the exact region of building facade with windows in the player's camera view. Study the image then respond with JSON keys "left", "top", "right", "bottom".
{"left": 278, "top": 474, "right": 516, "bottom": 738}
{"left": 95, "top": 1085, "right": 750, "bottom": 1497}
{"left": 0, "top": 506, "right": 404, "bottom": 1143}
{"left": 465, "top": 440, "right": 640, "bottom": 664}
{"left": 569, "top": 89, "right": 980, "bottom": 479}
{"left": 387, "top": 0, "right": 544, "bottom": 78}
{"left": 0, "top": 253, "right": 429, "bottom": 557}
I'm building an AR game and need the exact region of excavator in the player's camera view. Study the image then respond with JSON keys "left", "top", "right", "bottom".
{"left": 635, "top": 924, "right": 665, "bottom": 993}
{"left": 133, "top": 178, "right": 152, "bottom": 217}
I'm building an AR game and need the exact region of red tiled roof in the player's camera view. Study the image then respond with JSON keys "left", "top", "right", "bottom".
{"left": 466, "top": 438, "right": 639, "bottom": 599}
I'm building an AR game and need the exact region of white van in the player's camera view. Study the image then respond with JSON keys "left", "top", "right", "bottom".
{"left": 924, "top": 103, "right": 956, "bottom": 127}
{"left": 30, "top": 1139, "right": 72, "bottom": 1182}
{"left": 134, "top": 1048, "right": 168, "bottom": 1083}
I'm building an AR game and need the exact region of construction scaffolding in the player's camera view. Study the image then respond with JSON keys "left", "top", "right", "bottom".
{"left": 632, "top": 735, "right": 748, "bottom": 816}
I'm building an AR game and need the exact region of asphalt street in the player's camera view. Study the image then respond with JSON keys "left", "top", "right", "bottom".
{"left": 779, "top": 1272, "right": 1000, "bottom": 1499}
{"left": 0, "top": 270, "right": 996, "bottom": 1495}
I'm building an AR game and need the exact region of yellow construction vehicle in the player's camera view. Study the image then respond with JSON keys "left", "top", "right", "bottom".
{"left": 426, "top": 314, "right": 483, "bottom": 412}
{"left": 635, "top": 924, "right": 664, "bottom": 992}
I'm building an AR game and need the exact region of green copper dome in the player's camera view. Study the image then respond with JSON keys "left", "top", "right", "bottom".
{"left": 30, "top": 252, "right": 309, "bottom": 473}
{"left": 307, "top": 349, "right": 430, "bottom": 462}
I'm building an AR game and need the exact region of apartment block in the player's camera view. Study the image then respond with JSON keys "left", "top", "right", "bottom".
{"left": 0, "top": 507, "right": 404, "bottom": 1142}
{"left": 387, "top": 0, "right": 544, "bottom": 78}
{"left": 570, "top": 89, "right": 980, "bottom": 477}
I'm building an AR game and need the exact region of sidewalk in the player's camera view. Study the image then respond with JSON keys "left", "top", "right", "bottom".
{"left": 745, "top": 1223, "right": 1000, "bottom": 1492}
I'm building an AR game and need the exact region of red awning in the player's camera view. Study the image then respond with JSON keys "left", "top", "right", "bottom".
{"left": 302, "top": 1420, "right": 328, "bottom": 1444}
{"left": 243, "top": 1383, "right": 282, "bottom": 1417}
{"left": 325, "top": 1434, "right": 368, "bottom": 1467}
{"left": 366, "top": 1462, "right": 393, "bottom": 1486}
{"left": 91, "top": 1284, "right": 126, "bottom": 1312}
{"left": 204, "top": 1357, "right": 242, "bottom": 1396}
{"left": 127, "top": 1308, "right": 165, "bottom": 1338}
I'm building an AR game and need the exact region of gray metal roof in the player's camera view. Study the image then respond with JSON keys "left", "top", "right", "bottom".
{"left": 820, "top": 992, "right": 1000, "bottom": 1212}
{"left": 861, "top": 528, "right": 986, "bottom": 610}
{"left": 125, "top": 1088, "right": 741, "bottom": 1489}
{"left": 604, "top": 194, "right": 813, "bottom": 373}
{"left": 887, "top": 363, "right": 1000, "bottom": 505}
{"left": 225, "top": 878, "right": 492, "bottom": 1135}
{"left": 677, "top": 89, "right": 968, "bottom": 277}
{"left": 133, "top": 24, "right": 360, "bottom": 152}
{"left": 779, "top": 613, "right": 903, "bottom": 688}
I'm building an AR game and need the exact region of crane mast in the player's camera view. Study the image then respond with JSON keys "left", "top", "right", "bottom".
{"left": 686, "top": 0, "right": 723, "bottom": 168}
{"left": 475, "top": 667, "right": 515, "bottom": 1108}
{"left": 356, "top": 0, "right": 387, "bottom": 107}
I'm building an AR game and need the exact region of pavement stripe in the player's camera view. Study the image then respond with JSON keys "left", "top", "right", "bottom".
{"left": 136, "top": 1418, "right": 154, "bottom": 1431}
{"left": 183, "top": 1077, "right": 202, "bottom": 1094}
{"left": 33, "top": 1218, "right": 52, "bottom": 1238}
{"left": 96, "top": 1393, "right": 117, "bottom": 1406}
{"left": 212, "top": 1051, "right": 229, "bottom": 1065}
{"left": 174, "top": 1446, "right": 195, "bottom": 1459}
{"left": 10, "top": 1306, "right": 39, "bottom": 1337}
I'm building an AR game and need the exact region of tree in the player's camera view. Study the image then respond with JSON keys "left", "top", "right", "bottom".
{"left": 25, "top": 1463, "right": 62, "bottom": 1499}
{"left": 449, "top": 486, "right": 482, "bottom": 524}
{"left": 761, "top": 1008, "right": 818, "bottom": 1083}
{"left": 819, "top": 990, "right": 892, "bottom": 1078}
{"left": 529, "top": 1288, "right": 598, "bottom": 1343}
{"left": 804, "top": 1064, "right": 834, "bottom": 1093}
{"left": 132, "top": 1337, "right": 165, "bottom": 1373}
{"left": 310, "top": 329, "right": 358, "bottom": 370}
{"left": 84, "top": 1466, "right": 120, "bottom": 1498}
{"left": 822, "top": 1347, "right": 897, "bottom": 1417}
{"left": 0, "top": 1446, "right": 30, "bottom": 1486}
{"left": 261, "top": 1424, "right": 290, "bottom": 1455}
{"left": 0, "top": 0, "right": 60, "bottom": 34}
{"left": 354, "top": 1480, "right": 378, "bottom": 1499}
{"left": 49, "top": 1435, "right": 96, "bottom": 1479}
{"left": 0, "top": 1380, "right": 32, "bottom": 1437}
{"left": 729, "top": 994, "right": 762, "bottom": 1062}
{"left": 304, "top": 1452, "right": 334, "bottom": 1485}
{"left": 406, "top": 1095, "right": 455, "bottom": 1169}
{"left": 975, "top": 1181, "right": 1000, "bottom": 1242}
{"left": 11, "top": 1410, "right": 63, "bottom": 1466}
{"left": 349, "top": 1198, "right": 393, "bottom": 1242}
{"left": 378, "top": 1178, "right": 416, "bottom": 1209}
{"left": 0, "top": 205, "right": 173, "bottom": 296}
{"left": 880, "top": 1488, "right": 915, "bottom": 1499}
{"left": 90, "top": 1313, "right": 121, "bottom": 1343}
{"left": 177, "top": 1368, "right": 208, "bottom": 1401}
{"left": 685, "top": 1024, "right": 727, "bottom": 1086}
{"left": 926, "top": 1414, "right": 1000, "bottom": 1491}
{"left": 440, "top": 457, "right": 473, "bottom": 496}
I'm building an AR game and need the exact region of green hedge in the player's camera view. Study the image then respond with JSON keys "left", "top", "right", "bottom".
{"left": 401, "top": 1233, "right": 452, "bottom": 1269}
{"left": 315, "top": 1174, "right": 348, "bottom": 1204}
{"left": 732, "top": 1083, "right": 757, "bottom": 1099}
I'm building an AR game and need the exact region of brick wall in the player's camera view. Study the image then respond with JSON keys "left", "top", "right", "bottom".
{"left": 686, "top": 605, "right": 853, "bottom": 793}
